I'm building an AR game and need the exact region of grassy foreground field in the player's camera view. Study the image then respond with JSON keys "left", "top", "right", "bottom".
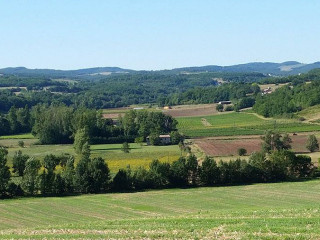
{"left": 1, "top": 180, "right": 320, "bottom": 239}
{"left": 177, "top": 112, "right": 320, "bottom": 137}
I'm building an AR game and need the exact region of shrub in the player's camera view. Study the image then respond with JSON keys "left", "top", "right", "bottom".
{"left": 18, "top": 140, "right": 24, "bottom": 148}
{"left": 238, "top": 148, "right": 247, "bottom": 156}
{"left": 306, "top": 135, "right": 319, "bottom": 152}
{"left": 122, "top": 142, "right": 130, "bottom": 153}
{"left": 224, "top": 105, "right": 234, "bottom": 111}
{"left": 216, "top": 104, "right": 223, "bottom": 112}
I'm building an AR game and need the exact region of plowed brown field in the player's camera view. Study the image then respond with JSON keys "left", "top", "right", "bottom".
{"left": 195, "top": 134, "right": 309, "bottom": 156}
{"left": 163, "top": 104, "right": 220, "bottom": 117}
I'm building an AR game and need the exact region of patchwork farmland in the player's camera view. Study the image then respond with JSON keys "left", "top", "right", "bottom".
{"left": 177, "top": 111, "right": 320, "bottom": 137}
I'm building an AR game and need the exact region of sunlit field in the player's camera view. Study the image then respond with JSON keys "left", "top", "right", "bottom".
{"left": 1, "top": 180, "right": 320, "bottom": 239}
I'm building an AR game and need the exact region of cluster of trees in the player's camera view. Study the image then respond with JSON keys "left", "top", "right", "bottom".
{"left": 119, "top": 110, "right": 178, "bottom": 141}
{"left": 31, "top": 105, "right": 177, "bottom": 145}
{"left": 0, "top": 106, "right": 32, "bottom": 136}
{"left": 254, "top": 79, "right": 320, "bottom": 117}
{"left": 0, "top": 144, "right": 112, "bottom": 197}
{"left": 160, "top": 83, "right": 260, "bottom": 107}
{"left": 0, "top": 104, "right": 179, "bottom": 146}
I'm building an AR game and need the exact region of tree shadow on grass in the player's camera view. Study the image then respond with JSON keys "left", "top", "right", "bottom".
{"left": 93, "top": 147, "right": 139, "bottom": 151}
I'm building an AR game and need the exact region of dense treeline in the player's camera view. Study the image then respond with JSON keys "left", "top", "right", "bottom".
{"left": 0, "top": 72, "right": 266, "bottom": 111}
{"left": 0, "top": 75, "right": 59, "bottom": 88}
{"left": 160, "top": 83, "right": 260, "bottom": 107}
{"left": 0, "top": 104, "right": 178, "bottom": 145}
{"left": 254, "top": 80, "right": 320, "bottom": 117}
{"left": 0, "top": 106, "right": 32, "bottom": 136}
{"left": 0, "top": 143, "right": 315, "bottom": 198}
{"left": 33, "top": 106, "right": 177, "bottom": 144}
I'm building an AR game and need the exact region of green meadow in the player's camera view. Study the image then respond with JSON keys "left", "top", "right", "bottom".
{"left": 1, "top": 179, "right": 320, "bottom": 239}
{"left": 177, "top": 112, "right": 320, "bottom": 137}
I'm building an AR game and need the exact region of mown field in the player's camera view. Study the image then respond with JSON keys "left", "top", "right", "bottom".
{"left": 0, "top": 138, "right": 181, "bottom": 173}
{"left": 1, "top": 180, "right": 320, "bottom": 239}
{"left": 177, "top": 112, "right": 320, "bottom": 137}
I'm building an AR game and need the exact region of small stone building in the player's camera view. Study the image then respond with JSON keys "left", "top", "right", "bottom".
{"left": 146, "top": 134, "right": 171, "bottom": 145}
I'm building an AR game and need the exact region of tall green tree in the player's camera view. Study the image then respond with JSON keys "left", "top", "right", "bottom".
{"left": 0, "top": 147, "right": 10, "bottom": 197}
{"left": 12, "top": 150, "right": 29, "bottom": 176}
{"left": 74, "top": 149, "right": 92, "bottom": 193}
{"left": 306, "top": 134, "right": 319, "bottom": 152}
{"left": 32, "top": 105, "right": 73, "bottom": 144}
{"left": 90, "top": 157, "right": 110, "bottom": 193}
{"left": 199, "top": 156, "right": 220, "bottom": 186}
{"left": 7, "top": 106, "right": 20, "bottom": 133}
{"left": 261, "top": 130, "right": 292, "bottom": 153}
{"left": 74, "top": 128, "right": 90, "bottom": 154}
{"left": 186, "top": 155, "right": 199, "bottom": 185}
{"left": 21, "top": 157, "right": 41, "bottom": 195}
{"left": 61, "top": 156, "right": 76, "bottom": 193}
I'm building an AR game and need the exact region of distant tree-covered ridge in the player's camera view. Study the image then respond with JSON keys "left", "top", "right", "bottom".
{"left": 0, "top": 72, "right": 265, "bottom": 111}
{"left": 1, "top": 68, "right": 320, "bottom": 119}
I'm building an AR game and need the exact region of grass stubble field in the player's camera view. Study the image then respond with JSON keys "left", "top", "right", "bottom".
{"left": 0, "top": 180, "right": 320, "bottom": 239}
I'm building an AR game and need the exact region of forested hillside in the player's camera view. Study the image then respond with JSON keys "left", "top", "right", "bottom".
{"left": 254, "top": 70, "right": 320, "bottom": 117}
{"left": 0, "top": 72, "right": 265, "bottom": 111}
{"left": 2, "top": 61, "right": 320, "bottom": 77}
{"left": 1, "top": 68, "right": 320, "bottom": 118}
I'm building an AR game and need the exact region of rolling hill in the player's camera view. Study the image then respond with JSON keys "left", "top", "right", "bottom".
{"left": 1, "top": 61, "right": 320, "bottom": 78}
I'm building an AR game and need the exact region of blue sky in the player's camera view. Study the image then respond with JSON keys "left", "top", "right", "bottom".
{"left": 0, "top": 0, "right": 319, "bottom": 70}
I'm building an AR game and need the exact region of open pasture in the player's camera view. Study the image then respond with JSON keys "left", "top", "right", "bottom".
{"left": 258, "top": 83, "right": 288, "bottom": 92}
{"left": 297, "top": 104, "right": 320, "bottom": 122}
{"left": 177, "top": 112, "right": 320, "bottom": 137}
{"left": 91, "top": 143, "right": 181, "bottom": 171}
{"left": 1, "top": 180, "right": 320, "bottom": 239}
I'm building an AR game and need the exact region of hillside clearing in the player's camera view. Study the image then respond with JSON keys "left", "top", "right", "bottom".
{"left": 297, "top": 104, "right": 320, "bottom": 122}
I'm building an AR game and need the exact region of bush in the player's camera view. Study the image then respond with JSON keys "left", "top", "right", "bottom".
{"left": 224, "top": 105, "right": 234, "bottom": 111}
{"left": 306, "top": 135, "right": 319, "bottom": 152}
{"left": 18, "top": 141, "right": 24, "bottom": 148}
{"left": 216, "top": 104, "right": 223, "bottom": 112}
{"left": 122, "top": 142, "right": 130, "bottom": 153}
{"left": 238, "top": 148, "right": 247, "bottom": 156}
